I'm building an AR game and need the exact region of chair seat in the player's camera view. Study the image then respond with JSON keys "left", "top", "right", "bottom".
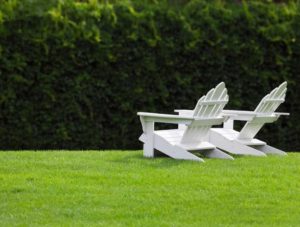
{"left": 155, "top": 129, "right": 216, "bottom": 150}
{"left": 210, "top": 128, "right": 266, "bottom": 145}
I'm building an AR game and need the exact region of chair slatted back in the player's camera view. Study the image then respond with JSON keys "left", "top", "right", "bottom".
{"left": 180, "top": 82, "right": 228, "bottom": 144}
{"left": 238, "top": 82, "right": 287, "bottom": 140}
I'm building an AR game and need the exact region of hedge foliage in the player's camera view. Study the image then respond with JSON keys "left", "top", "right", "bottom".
{"left": 0, "top": 0, "right": 299, "bottom": 150}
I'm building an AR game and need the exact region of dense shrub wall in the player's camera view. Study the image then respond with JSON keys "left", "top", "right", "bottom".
{"left": 0, "top": 0, "right": 299, "bottom": 150}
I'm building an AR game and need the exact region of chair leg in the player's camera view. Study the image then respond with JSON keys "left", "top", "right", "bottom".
{"left": 209, "top": 129, "right": 266, "bottom": 156}
{"left": 202, "top": 148, "right": 234, "bottom": 160}
{"left": 154, "top": 135, "right": 204, "bottom": 162}
{"left": 143, "top": 121, "right": 155, "bottom": 158}
{"left": 253, "top": 144, "right": 287, "bottom": 156}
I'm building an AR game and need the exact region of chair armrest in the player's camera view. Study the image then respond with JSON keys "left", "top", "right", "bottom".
{"left": 138, "top": 112, "right": 225, "bottom": 126}
{"left": 274, "top": 112, "right": 290, "bottom": 116}
{"left": 138, "top": 112, "right": 194, "bottom": 125}
{"left": 222, "top": 110, "right": 257, "bottom": 121}
{"left": 222, "top": 110, "right": 290, "bottom": 121}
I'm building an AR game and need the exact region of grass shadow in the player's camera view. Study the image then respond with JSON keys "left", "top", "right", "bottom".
{"left": 110, "top": 150, "right": 192, "bottom": 169}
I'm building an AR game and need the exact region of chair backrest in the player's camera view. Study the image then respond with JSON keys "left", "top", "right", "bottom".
{"left": 180, "top": 82, "right": 229, "bottom": 144}
{"left": 238, "top": 82, "right": 287, "bottom": 140}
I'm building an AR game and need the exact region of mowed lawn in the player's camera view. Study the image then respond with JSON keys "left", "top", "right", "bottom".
{"left": 0, "top": 151, "right": 299, "bottom": 226}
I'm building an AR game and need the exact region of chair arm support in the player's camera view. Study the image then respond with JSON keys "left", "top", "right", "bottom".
{"left": 174, "top": 109, "right": 194, "bottom": 116}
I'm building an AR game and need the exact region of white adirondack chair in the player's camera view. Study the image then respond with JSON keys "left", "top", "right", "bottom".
{"left": 138, "top": 82, "right": 234, "bottom": 162}
{"left": 176, "top": 82, "right": 289, "bottom": 156}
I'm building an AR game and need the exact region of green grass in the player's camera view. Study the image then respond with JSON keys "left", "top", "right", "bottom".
{"left": 0, "top": 151, "right": 299, "bottom": 226}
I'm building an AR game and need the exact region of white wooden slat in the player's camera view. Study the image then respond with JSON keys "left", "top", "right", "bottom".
{"left": 265, "top": 85, "right": 286, "bottom": 113}
{"left": 238, "top": 82, "right": 287, "bottom": 140}
{"left": 181, "top": 82, "right": 228, "bottom": 144}
{"left": 184, "top": 91, "right": 211, "bottom": 143}
{"left": 200, "top": 100, "right": 228, "bottom": 105}
{"left": 210, "top": 84, "right": 228, "bottom": 118}
{"left": 203, "top": 82, "right": 226, "bottom": 118}
{"left": 264, "top": 98, "right": 285, "bottom": 103}
{"left": 255, "top": 82, "right": 287, "bottom": 114}
{"left": 254, "top": 83, "right": 286, "bottom": 114}
{"left": 255, "top": 95, "right": 268, "bottom": 113}
{"left": 210, "top": 93, "right": 228, "bottom": 118}
{"left": 259, "top": 93, "right": 275, "bottom": 113}
{"left": 256, "top": 87, "right": 276, "bottom": 112}
{"left": 195, "top": 88, "right": 214, "bottom": 117}
{"left": 194, "top": 83, "right": 226, "bottom": 120}
{"left": 269, "top": 88, "right": 287, "bottom": 112}
{"left": 193, "top": 96, "right": 205, "bottom": 117}
{"left": 200, "top": 84, "right": 227, "bottom": 137}
{"left": 201, "top": 84, "right": 221, "bottom": 118}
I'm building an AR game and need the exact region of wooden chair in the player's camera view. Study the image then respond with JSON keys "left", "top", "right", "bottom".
{"left": 176, "top": 82, "right": 289, "bottom": 156}
{"left": 138, "top": 82, "right": 233, "bottom": 162}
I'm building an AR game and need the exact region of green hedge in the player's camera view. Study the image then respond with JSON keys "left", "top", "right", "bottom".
{"left": 0, "top": 0, "right": 299, "bottom": 150}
